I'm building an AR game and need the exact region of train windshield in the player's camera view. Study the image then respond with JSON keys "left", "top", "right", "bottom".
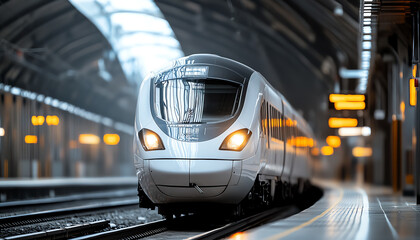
{"left": 154, "top": 79, "right": 242, "bottom": 124}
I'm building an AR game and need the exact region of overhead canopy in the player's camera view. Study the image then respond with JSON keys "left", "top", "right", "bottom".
{"left": 0, "top": 0, "right": 362, "bottom": 133}
{"left": 155, "top": 0, "right": 360, "bottom": 133}
{"left": 0, "top": 0, "right": 137, "bottom": 123}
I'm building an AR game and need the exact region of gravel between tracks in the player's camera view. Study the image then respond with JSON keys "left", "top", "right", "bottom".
{"left": 0, "top": 206, "right": 162, "bottom": 238}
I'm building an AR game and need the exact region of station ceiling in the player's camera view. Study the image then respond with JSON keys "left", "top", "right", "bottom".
{"left": 0, "top": 0, "right": 135, "bottom": 123}
{"left": 0, "top": 0, "right": 363, "bottom": 132}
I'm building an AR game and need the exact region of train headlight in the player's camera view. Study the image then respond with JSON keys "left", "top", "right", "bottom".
{"left": 220, "top": 129, "right": 252, "bottom": 151}
{"left": 138, "top": 129, "right": 165, "bottom": 151}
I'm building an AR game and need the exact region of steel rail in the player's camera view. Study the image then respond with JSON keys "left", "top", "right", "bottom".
{"left": 187, "top": 206, "right": 299, "bottom": 240}
{"left": 70, "top": 219, "right": 169, "bottom": 240}
{"left": 0, "top": 189, "right": 137, "bottom": 209}
{"left": 2, "top": 220, "right": 110, "bottom": 240}
{"left": 0, "top": 199, "right": 137, "bottom": 228}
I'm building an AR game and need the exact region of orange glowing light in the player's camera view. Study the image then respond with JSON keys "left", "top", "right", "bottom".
{"left": 352, "top": 147, "right": 372, "bottom": 157}
{"left": 311, "top": 147, "right": 320, "bottom": 156}
{"left": 46, "top": 115, "right": 59, "bottom": 125}
{"left": 286, "top": 119, "right": 294, "bottom": 127}
{"left": 321, "top": 146, "right": 334, "bottom": 156}
{"left": 334, "top": 101, "right": 366, "bottom": 110}
{"left": 413, "top": 64, "right": 417, "bottom": 78}
{"left": 328, "top": 118, "right": 358, "bottom": 128}
{"left": 291, "top": 137, "right": 314, "bottom": 147}
{"left": 0, "top": 127, "right": 4, "bottom": 137}
{"left": 25, "top": 135, "right": 38, "bottom": 144}
{"left": 228, "top": 232, "right": 247, "bottom": 240}
{"left": 103, "top": 134, "right": 120, "bottom": 145}
{"left": 31, "top": 116, "right": 45, "bottom": 126}
{"left": 69, "top": 140, "right": 78, "bottom": 149}
{"left": 326, "top": 136, "right": 341, "bottom": 148}
{"left": 329, "top": 94, "right": 365, "bottom": 103}
{"left": 79, "top": 134, "right": 100, "bottom": 145}
{"left": 410, "top": 79, "right": 417, "bottom": 106}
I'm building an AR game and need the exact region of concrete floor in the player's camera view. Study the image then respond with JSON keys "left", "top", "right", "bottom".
{"left": 230, "top": 180, "right": 420, "bottom": 240}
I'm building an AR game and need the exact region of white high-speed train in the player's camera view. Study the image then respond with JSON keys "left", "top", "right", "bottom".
{"left": 133, "top": 54, "right": 314, "bottom": 217}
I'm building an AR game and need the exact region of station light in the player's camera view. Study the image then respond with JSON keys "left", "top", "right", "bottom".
{"left": 328, "top": 118, "right": 358, "bottom": 128}
{"left": 79, "top": 134, "right": 100, "bottom": 145}
{"left": 0, "top": 127, "right": 5, "bottom": 137}
{"left": 410, "top": 78, "right": 417, "bottom": 106}
{"left": 329, "top": 94, "right": 365, "bottom": 103}
{"left": 46, "top": 115, "right": 60, "bottom": 125}
{"left": 220, "top": 129, "right": 252, "bottom": 151}
{"left": 104, "top": 134, "right": 120, "bottom": 145}
{"left": 321, "top": 146, "right": 334, "bottom": 156}
{"left": 25, "top": 135, "right": 38, "bottom": 144}
{"left": 69, "top": 140, "right": 78, "bottom": 149}
{"left": 352, "top": 147, "right": 372, "bottom": 157}
{"left": 311, "top": 147, "right": 320, "bottom": 156}
{"left": 334, "top": 102, "right": 366, "bottom": 110}
{"left": 338, "top": 127, "right": 371, "bottom": 137}
{"left": 291, "top": 137, "right": 314, "bottom": 147}
{"left": 326, "top": 136, "right": 341, "bottom": 148}
{"left": 31, "top": 116, "right": 45, "bottom": 126}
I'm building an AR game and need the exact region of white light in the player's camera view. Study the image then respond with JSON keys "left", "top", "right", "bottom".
{"left": 339, "top": 68, "right": 368, "bottom": 78}
{"left": 44, "top": 97, "right": 52, "bottom": 105}
{"left": 339, "top": 127, "right": 371, "bottom": 137}
{"left": 363, "top": 35, "right": 372, "bottom": 40}
{"left": 364, "top": 12, "right": 372, "bottom": 17}
{"left": 0, "top": 128, "right": 4, "bottom": 137}
{"left": 363, "top": 41, "right": 371, "bottom": 49}
{"left": 59, "top": 102, "right": 68, "bottom": 111}
{"left": 11, "top": 87, "right": 21, "bottom": 95}
{"left": 362, "top": 62, "right": 370, "bottom": 68}
{"left": 36, "top": 95, "right": 45, "bottom": 102}
{"left": 334, "top": 6, "right": 344, "bottom": 16}
{"left": 362, "top": 127, "right": 371, "bottom": 136}
{"left": 363, "top": 26, "right": 372, "bottom": 33}
{"left": 362, "top": 51, "right": 371, "bottom": 57}
{"left": 52, "top": 99, "right": 59, "bottom": 107}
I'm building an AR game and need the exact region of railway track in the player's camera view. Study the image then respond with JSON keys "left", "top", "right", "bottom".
{"left": 2, "top": 186, "right": 322, "bottom": 239}
{"left": 0, "top": 189, "right": 137, "bottom": 210}
{"left": 71, "top": 219, "right": 169, "bottom": 240}
{"left": 2, "top": 220, "right": 111, "bottom": 240}
{"left": 0, "top": 198, "right": 138, "bottom": 228}
{"left": 187, "top": 206, "right": 299, "bottom": 240}
{"left": 70, "top": 205, "right": 300, "bottom": 240}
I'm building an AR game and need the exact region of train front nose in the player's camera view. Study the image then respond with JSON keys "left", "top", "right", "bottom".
{"left": 147, "top": 159, "right": 241, "bottom": 199}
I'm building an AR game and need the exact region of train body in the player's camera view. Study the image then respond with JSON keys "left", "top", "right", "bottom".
{"left": 133, "top": 54, "right": 314, "bottom": 215}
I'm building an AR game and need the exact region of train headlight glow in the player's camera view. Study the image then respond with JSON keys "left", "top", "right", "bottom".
{"left": 220, "top": 129, "right": 252, "bottom": 151}
{"left": 139, "top": 129, "right": 165, "bottom": 151}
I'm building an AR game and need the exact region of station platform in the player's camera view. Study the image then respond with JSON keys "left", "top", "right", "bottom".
{"left": 235, "top": 180, "right": 420, "bottom": 240}
{"left": 0, "top": 177, "right": 137, "bottom": 202}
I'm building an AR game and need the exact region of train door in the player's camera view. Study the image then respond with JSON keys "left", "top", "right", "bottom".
{"left": 281, "top": 100, "right": 286, "bottom": 177}
{"left": 260, "top": 99, "right": 270, "bottom": 167}
{"left": 282, "top": 102, "right": 293, "bottom": 179}
{"left": 289, "top": 114, "right": 298, "bottom": 183}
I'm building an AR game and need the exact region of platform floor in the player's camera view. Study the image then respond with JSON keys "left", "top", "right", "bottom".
{"left": 235, "top": 181, "right": 420, "bottom": 240}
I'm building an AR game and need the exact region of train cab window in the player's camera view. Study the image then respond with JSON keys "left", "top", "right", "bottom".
{"left": 154, "top": 79, "right": 242, "bottom": 124}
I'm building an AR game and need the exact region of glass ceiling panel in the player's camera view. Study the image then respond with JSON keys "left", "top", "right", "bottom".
{"left": 70, "top": 0, "right": 184, "bottom": 86}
